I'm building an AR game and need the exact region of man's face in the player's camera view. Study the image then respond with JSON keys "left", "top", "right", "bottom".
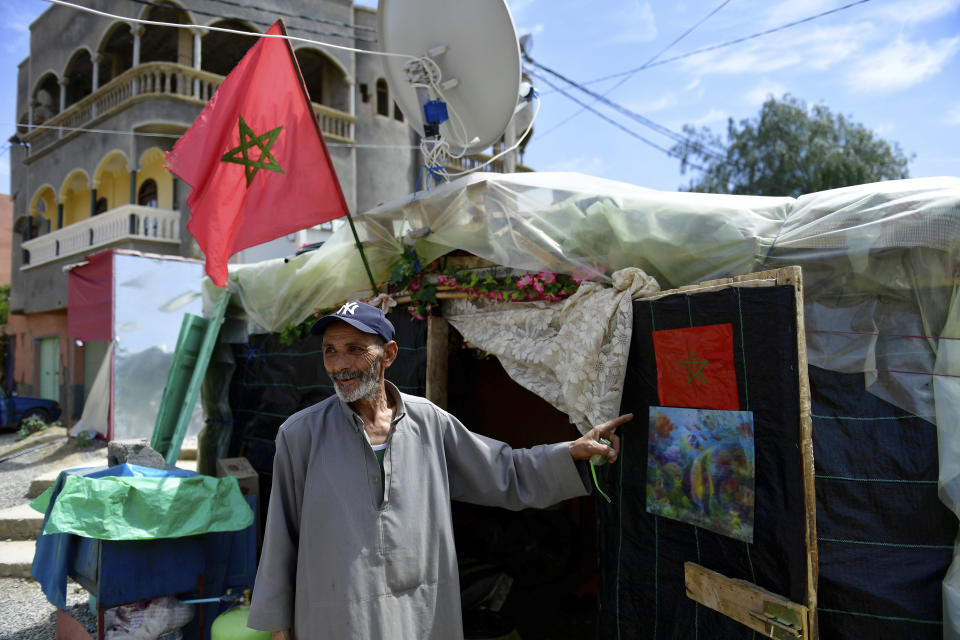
{"left": 322, "top": 322, "right": 387, "bottom": 403}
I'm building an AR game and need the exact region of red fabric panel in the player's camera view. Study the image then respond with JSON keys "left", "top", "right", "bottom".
{"left": 652, "top": 323, "right": 739, "bottom": 410}
{"left": 67, "top": 250, "right": 113, "bottom": 341}
{"left": 165, "top": 20, "right": 349, "bottom": 286}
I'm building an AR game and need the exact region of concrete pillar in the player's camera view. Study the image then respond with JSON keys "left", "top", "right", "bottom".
{"left": 90, "top": 188, "right": 97, "bottom": 217}
{"left": 192, "top": 28, "right": 204, "bottom": 98}
{"left": 132, "top": 25, "right": 144, "bottom": 96}
{"left": 91, "top": 55, "right": 102, "bottom": 118}
{"left": 58, "top": 78, "right": 67, "bottom": 113}
{"left": 129, "top": 170, "right": 138, "bottom": 205}
{"left": 58, "top": 78, "right": 67, "bottom": 137}
{"left": 57, "top": 203, "right": 63, "bottom": 229}
{"left": 92, "top": 55, "right": 101, "bottom": 91}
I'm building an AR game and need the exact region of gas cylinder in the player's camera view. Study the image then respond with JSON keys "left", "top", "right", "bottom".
{"left": 210, "top": 605, "right": 271, "bottom": 640}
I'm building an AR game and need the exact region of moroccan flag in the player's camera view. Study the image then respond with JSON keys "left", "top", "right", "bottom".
{"left": 165, "top": 20, "right": 349, "bottom": 286}
{"left": 652, "top": 324, "right": 740, "bottom": 410}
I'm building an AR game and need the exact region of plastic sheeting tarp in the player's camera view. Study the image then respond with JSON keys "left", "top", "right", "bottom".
{"left": 208, "top": 172, "right": 960, "bottom": 633}
{"left": 32, "top": 463, "right": 251, "bottom": 609}
{"left": 44, "top": 474, "right": 253, "bottom": 540}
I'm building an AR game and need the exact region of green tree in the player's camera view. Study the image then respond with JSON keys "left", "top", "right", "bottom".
{"left": 671, "top": 94, "right": 911, "bottom": 197}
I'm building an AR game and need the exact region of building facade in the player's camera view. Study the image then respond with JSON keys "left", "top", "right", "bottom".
{"left": 6, "top": 0, "right": 431, "bottom": 421}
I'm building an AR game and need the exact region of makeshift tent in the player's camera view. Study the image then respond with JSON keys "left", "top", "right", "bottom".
{"left": 68, "top": 249, "right": 205, "bottom": 440}
{"left": 202, "top": 173, "right": 960, "bottom": 638}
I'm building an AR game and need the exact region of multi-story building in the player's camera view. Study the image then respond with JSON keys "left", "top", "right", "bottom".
{"left": 7, "top": 0, "right": 526, "bottom": 424}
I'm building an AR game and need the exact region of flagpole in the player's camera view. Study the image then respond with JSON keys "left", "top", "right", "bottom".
{"left": 278, "top": 19, "right": 380, "bottom": 297}
{"left": 345, "top": 212, "right": 379, "bottom": 295}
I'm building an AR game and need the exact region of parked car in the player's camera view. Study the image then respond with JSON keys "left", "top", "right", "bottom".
{"left": 0, "top": 387, "right": 61, "bottom": 429}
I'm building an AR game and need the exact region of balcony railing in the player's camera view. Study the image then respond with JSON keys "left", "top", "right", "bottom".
{"left": 444, "top": 152, "right": 534, "bottom": 175}
{"left": 20, "top": 205, "right": 180, "bottom": 269}
{"left": 22, "top": 62, "right": 356, "bottom": 157}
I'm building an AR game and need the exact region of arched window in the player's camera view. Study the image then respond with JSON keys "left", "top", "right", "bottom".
{"left": 98, "top": 23, "right": 133, "bottom": 85}
{"left": 138, "top": 179, "right": 158, "bottom": 208}
{"left": 376, "top": 79, "right": 389, "bottom": 117}
{"left": 64, "top": 49, "right": 94, "bottom": 107}
{"left": 202, "top": 20, "right": 258, "bottom": 76}
{"left": 140, "top": 3, "right": 190, "bottom": 64}
{"left": 94, "top": 197, "right": 108, "bottom": 215}
{"left": 32, "top": 74, "right": 60, "bottom": 125}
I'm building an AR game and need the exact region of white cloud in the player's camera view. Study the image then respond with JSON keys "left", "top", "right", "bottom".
{"left": 542, "top": 154, "right": 607, "bottom": 176}
{"left": 876, "top": 0, "right": 960, "bottom": 24}
{"left": 625, "top": 92, "right": 678, "bottom": 114}
{"left": 873, "top": 121, "right": 895, "bottom": 136}
{"left": 609, "top": 2, "right": 658, "bottom": 45}
{"left": 688, "top": 108, "right": 728, "bottom": 127}
{"left": 846, "top": 36, "right": 960, "bottom": 92}
{"left": 684, "top": 77, "right": 701, "bottom": 92}
{"left": 763, "top": 0, "right": 836, "bottom": 29}
{"left": 944, "top": 103, "right": 960, "bottom": 125}
{"left": 745, "top": 82, "right": 787, "bottom": 106}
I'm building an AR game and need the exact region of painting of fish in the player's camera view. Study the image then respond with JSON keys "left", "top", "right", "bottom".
{"left": 646, "top": 406, "right": 755, "bottom": 542}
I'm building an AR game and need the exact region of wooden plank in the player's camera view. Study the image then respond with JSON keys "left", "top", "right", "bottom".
{"left": 685, "top": 561, "right": 809, "bottom": 639}
{"left": 425, "top": 316, "right": 449, "bottom": 410}
{"left": 785, "top": 266, "right": 819, "bottom": 638}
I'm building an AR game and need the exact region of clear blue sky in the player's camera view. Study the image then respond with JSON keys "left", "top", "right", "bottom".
{"left": 3, "top": 0, "right": 959, "bottom": 196}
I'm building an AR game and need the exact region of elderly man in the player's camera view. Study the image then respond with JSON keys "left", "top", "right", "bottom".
{"left": 248, "top": 301, "right": 631, "bottom": 639}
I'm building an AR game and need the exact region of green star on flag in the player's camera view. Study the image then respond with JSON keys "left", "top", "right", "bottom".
{"left": 652, "top": 323, "right": 740, "bottom": 410}
{"left": 221, "top": 115, "right": 284, "bottom": 187}
{"left": 681, "top": 349, "right": 708, "bottom": 384}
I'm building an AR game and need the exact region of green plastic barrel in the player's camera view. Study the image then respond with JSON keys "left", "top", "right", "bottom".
{"left": 211, "top": 606, "right": 271, "bottom": 640}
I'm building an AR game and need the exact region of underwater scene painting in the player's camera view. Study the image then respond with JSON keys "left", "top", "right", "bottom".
{"left": 646, "top": 406, "right": 755, "bottom": 542}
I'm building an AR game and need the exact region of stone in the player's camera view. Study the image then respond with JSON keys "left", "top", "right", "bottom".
{"left": 107, "top": 439, "right": 166, "bottom": 469}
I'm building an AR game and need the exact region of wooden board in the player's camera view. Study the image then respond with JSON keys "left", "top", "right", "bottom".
{"left": 685, "top": 561, "right": 809, "bottom": 639}
{"left": 426, "top": 316, "right": 449, "bottom": 409}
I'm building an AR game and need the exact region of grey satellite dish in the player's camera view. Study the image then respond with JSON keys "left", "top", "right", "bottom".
{"left": 378, "top": 0, "right": 522, "bottom": 156}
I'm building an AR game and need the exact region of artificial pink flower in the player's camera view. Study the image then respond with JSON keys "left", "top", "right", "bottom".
{"left": 409, "top": 280, "right": 421, "bottom": 291}
{"left": 532, "top": 279, "right": 545, "bottom": 294}
{"left": 538, "top": 271, "right": 557, "bottom": 284}
{"left": 516, "top": 274, "right": 534, "bottom": 288}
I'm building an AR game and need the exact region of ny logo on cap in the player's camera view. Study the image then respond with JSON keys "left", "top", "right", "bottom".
{"left": 338, "top": 301, "right": 360, "bottom": 316}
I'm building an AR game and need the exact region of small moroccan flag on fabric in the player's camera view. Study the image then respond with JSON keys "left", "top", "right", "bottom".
{"left": 652, "top": 323, "right": 739, "bottom": 410}
{"left": 165, "top": 20, "right": 349, "bottom": 286}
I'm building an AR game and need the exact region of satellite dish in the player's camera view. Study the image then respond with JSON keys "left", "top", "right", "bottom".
{"left": 378, "top": 0, "right": 522, "bottom": 156}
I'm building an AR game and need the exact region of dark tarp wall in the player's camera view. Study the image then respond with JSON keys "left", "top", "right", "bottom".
{"left": 599, "top": 285, "right": 808, "bottom": 640}
{"left": 598, "top": 285, "right": 957, "bottom": 639}
{"left": 809, "top": 365, "right": 954, "bottom": 638}
{"left": 225, "top": 309, "right": 427, "bottom": 493}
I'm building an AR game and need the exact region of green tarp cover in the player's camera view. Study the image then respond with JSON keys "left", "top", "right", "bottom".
{"left": 42, "top": 475, "right": 253, "bottom": 540}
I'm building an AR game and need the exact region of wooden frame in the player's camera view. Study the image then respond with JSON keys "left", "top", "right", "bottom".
{"left": 642, "top": 266, "right": 818, "bottom": 639}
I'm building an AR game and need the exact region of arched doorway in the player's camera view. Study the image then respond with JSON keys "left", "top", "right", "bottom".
{"left": 64, "top": 49, "right": 94, "bottom": 107}
{"left": 201, "top": 20, "right": 258, "bottom": 77}
{"left": 140, "top": 2, "right": 192, "bottom": 65}
{"left": 295, "top": 48, "right": 350, "bottom": 112}
{"left": 32, "top": 73, "right": 60, "bottom": 125}
{"left": 98, "top": 22, "right": 133, "bottom": 85}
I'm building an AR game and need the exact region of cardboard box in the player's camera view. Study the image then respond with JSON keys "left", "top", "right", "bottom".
{"left": 216, "top": 457, "right": 259, "bottom": 499}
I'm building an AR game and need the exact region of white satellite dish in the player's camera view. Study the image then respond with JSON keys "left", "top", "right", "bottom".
{"left": 378, "top": 0, "right": 522, "bottom": 156}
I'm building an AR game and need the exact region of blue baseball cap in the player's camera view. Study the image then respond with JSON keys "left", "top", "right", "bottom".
{"left": 310, "top": 301, "right": 395, "bottom": 343}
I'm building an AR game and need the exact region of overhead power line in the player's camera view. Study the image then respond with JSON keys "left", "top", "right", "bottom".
{"left": 570, "top": 0, "right": 873, "bottom": 89}
{"left": 536, "top": 0, "right": 732, "bottom": 140}
{"left": 525, "top": 58, "right": 728, "bottom": 161}
{"left": 525, "top": 69, "right": 707, "bottom": 172}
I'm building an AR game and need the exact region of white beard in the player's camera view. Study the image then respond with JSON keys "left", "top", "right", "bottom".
{"left": 331, "top": 355, "right": 381, "bottom": 404}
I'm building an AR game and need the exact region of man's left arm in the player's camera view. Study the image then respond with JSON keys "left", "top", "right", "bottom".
{"left": 442, "top": 410, "right": 633, "bottom": 510}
